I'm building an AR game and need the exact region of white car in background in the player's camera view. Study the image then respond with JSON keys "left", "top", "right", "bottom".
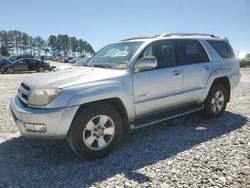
{"left": 53, "top": 57, "right": 91, "bottom": 71}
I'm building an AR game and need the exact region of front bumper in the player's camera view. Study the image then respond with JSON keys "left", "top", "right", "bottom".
{"left": 10, "top": 96, "right": 79, "bottom": 140}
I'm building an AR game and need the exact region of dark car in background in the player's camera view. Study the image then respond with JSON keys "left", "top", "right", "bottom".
{"left": 52, "top": 56, "right": 91, "bottom": 71}
{"left": 3, "top": 58, "right": 51, "bottom": 73}
{"left": 0, "top": 56, "right": 11, "bottom": 73}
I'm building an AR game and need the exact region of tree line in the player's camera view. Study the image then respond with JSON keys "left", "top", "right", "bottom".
{"left": 0, "top": 30, "right": 95, "bottom": 57}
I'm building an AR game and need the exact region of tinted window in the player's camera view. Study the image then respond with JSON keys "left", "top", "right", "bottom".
{"left": 180, "top": 40, "right": 209, "bottom": 65}
{"left": 16, "top": 59, "right": 25, "bottom": 64}
{"left": 207, "top": 40, "right": 234, "bottom": 59}
{"left": 26, "top": 59, "right": 37, "bottom": 64}
{"left": 140, "top": 40, "right": 177, "bottom": 68}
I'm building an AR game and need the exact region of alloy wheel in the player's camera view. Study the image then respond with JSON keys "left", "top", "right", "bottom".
{"left": 83, "top": 115, "right": 115, "bottom": 150}
{"left": 211, "top": 91, "right": 225, "bottom": 113}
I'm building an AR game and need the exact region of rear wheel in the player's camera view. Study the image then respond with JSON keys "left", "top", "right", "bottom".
{"left": 37, "top": 66, "right": 45, "bottom": 72}
{"left": 201, "top": 84, "right": 228, "bottom": 118}
{"left": 5, "top": 67, "right": 14, "bottom": 74}
{"left": 67, "top": 103, "right": 123, "bottom": 159}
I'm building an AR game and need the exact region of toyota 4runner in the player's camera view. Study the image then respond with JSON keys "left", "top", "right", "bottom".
{"left": 10, "top": 33, "right": 241, "bottom": 159}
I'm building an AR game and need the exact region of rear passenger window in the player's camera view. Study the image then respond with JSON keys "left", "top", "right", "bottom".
{"left": 180, "top": 40, "right": 210, "bottom": 65}
{"left": 207, "top": 40, "right": 234, "bottom": 59}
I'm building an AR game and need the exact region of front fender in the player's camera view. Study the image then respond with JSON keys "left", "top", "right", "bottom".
{"left": 66, "top": 84, "right": 136, "bottom": 122}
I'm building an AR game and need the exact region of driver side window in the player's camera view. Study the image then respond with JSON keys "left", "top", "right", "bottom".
{"left": 139, "top": 40, "right": 177, "bottom": 69}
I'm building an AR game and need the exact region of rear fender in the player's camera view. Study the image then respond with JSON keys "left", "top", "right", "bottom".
{"left": 198, "top": 68, "right": 231, "bottom": 103}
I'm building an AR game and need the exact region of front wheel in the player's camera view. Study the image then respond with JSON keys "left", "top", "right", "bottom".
{"left": 67, "top": 103, "right": 123, "bottom": 159}
{"left": 5, "top": 67, "right": 14, "bottom": 74}
{"left": 201, "top": 84, "right": 228, "bottom": 118}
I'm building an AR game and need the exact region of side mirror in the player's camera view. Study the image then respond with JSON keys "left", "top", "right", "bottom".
{"left": 134, "top": 56, "right": 157, "bottom": 72}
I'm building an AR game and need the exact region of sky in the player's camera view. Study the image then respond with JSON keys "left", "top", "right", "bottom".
{"left": 1, "top": 0, "right": 250, "bottom": 54}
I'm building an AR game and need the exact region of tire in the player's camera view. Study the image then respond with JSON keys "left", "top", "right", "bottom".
{"left": 5, "top": 67, "right": 14, "bottom": 74}
{"left": 201, "top": 83, "right": 228, "bottom": 118}
{"left": 37, "top": 66, "right": 45, "bottom": 72}
{"left": 67, "top": 103, "right": 123, "bottom": 159}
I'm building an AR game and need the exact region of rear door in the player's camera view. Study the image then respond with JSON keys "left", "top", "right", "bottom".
{"left": 133, "top": 40, "right": 184, "bottom": 117}
{"left": 178, "top": 39, "right": 211, "bottom": 103}
{"left": 27, "top": 59, "right": 37, "bottom": 70}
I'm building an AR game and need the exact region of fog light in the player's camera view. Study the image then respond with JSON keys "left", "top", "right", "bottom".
{"left": 34, "top": 124, "right": 47, "bottom": 132}
{"left": 25, "top": 123, "right": 35, "bottom": 131}
{"left": 24, "top": 123, "right": 46, "bottom": 132}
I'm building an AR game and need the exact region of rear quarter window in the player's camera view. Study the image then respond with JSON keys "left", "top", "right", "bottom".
{"left": 180, "top": 39, "right": 210, "bottom": 65}
{"left": 207, "top": 40, "right": 234, "bottom": 59}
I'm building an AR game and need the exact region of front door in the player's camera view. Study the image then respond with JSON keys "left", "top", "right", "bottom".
{"left": 133, "top": 40, "right": 184, "bottom": 117}
{"left": 13, "top": 59, "right": 28, "bottom": 71}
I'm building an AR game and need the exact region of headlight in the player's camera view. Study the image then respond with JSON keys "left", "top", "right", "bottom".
{"left": 28, "top": 88, "right": 62, "bottom": 106}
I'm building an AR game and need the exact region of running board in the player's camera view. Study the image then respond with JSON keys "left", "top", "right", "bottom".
{"left": 130, "top": 104, "right": 204, "bottom": 130}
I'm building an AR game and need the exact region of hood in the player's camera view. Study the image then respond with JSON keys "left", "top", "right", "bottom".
{"left": 53, "top": 65, "right": 73, "bottom": 72}
{"left": 23, "top": 67, "right": 126, "bottom": 89}
{"left": 0, "top": 59, "right": 10, "bottom": 65}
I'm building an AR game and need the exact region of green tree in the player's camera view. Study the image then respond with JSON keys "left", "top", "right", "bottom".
{"left": 0, "top": 30, "right": 10, "bottom": 55}
{"left": 48, "top": 35, "right": 57, "bottom": 56}
{"left": 77, "top": 39, "right": 85, "bottom": 56}
{"left": 20, "top": 32, "right": 29, "bottom": 54}
{"left": 0, "top": 30, "right": 94, "bottom": 58}
{"left": 34, "top": 36, "right": 45, "bottom": 56}
{"left": 0, "top": 45, "right": 10, "bottom": 56}
{"left": 70, "top": 37, "right": 78, "bottom": 57}
{"left": 56, "top": 34, "right": 63, "bottom": 56}
{"left": 61, "top": 34, "right": 70, "bottom": 56}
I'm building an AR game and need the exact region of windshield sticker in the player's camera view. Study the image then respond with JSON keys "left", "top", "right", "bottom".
{"left": 118, "top": 63, "right": 127, "bottom": 69}
{"left": 115, "top": 51, "right": 129, "bottom": 57}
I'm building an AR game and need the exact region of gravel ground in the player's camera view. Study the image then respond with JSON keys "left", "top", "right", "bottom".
{"left": 0, "top": 65, "right": 249, "bottom": 188}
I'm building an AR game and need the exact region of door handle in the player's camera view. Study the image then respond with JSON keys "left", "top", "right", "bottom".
{"left": 203, "top": 65, "right": 209, "bottom": 70}
{"left": 172, "top": 70, "right": 181, "bottom": 76}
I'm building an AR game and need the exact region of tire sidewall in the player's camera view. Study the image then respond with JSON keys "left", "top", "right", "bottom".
{"left": 203, "top": 84, "right": 228, "bottom": 118}
{"left": 6, "top": 67, "right": 14, "bottom": 74}
{"left": 70, "top": 103, "right": 123, "bottom": 159}
{"left": 37, "top": 66, "right": 45, "bottom": 72}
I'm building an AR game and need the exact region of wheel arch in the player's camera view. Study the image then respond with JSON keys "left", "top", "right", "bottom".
{"left": 211, "top": 77, "right": 230, "bottom": 102}
{"left": 68, "top": 97, "right": 130, "bottom": 138}
{"left": 200, "top": 74, "right": 231, "bottom": 104}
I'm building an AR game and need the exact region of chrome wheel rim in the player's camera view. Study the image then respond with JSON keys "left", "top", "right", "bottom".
{"left": 211, "top": 91, "right": 224, "bottom": 113}
{"left": 83, "top": 115, "right": 115, "bottom": 150}
{"left": 7, "top": 67, "right": 13, "bottom": 74}
{"left": 39, "top": 67, "right": 44, "bottom": 72}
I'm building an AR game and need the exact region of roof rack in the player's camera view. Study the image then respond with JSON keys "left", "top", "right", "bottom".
{"left": 158, "top": 33, "right": 217, "bottom": 38}
{"left": 120, "top": 36, "right": 154, "bottom": 42}
{"left": 120, "top": 33, "right": 225, "bottom": 42}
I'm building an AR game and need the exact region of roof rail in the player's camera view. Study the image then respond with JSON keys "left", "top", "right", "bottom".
{"left": 120, "top": 36, "right": 154, "bottom": 42}
{"left": 159, "top": 33, "right": 217, "bottom": 38}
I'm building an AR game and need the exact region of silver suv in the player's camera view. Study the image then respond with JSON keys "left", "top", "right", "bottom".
{"left": 10, "top": 33, "right": 241, "bottom": 159}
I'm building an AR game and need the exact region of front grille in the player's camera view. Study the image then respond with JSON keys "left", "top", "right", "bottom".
{"left": 21, "top": 83, "right": 30, "bottom": 91}
{"left": 18, "top": 82, "right": 30, "bottom": 104}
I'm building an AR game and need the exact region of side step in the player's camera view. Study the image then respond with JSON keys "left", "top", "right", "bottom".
{"left": 130, "top": 104, "right": 204, "bottom": 130}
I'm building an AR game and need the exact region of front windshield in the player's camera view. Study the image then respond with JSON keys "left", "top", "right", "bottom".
{"left": 86, "top": 42, "right": 143, "bottom": 70}
{"left": 73, "top": 57, "right": 90, "bottom": 66}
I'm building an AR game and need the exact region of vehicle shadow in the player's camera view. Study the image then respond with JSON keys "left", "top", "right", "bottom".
{"left": 0, "top": 111, "right": 248, "bottom": 187}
